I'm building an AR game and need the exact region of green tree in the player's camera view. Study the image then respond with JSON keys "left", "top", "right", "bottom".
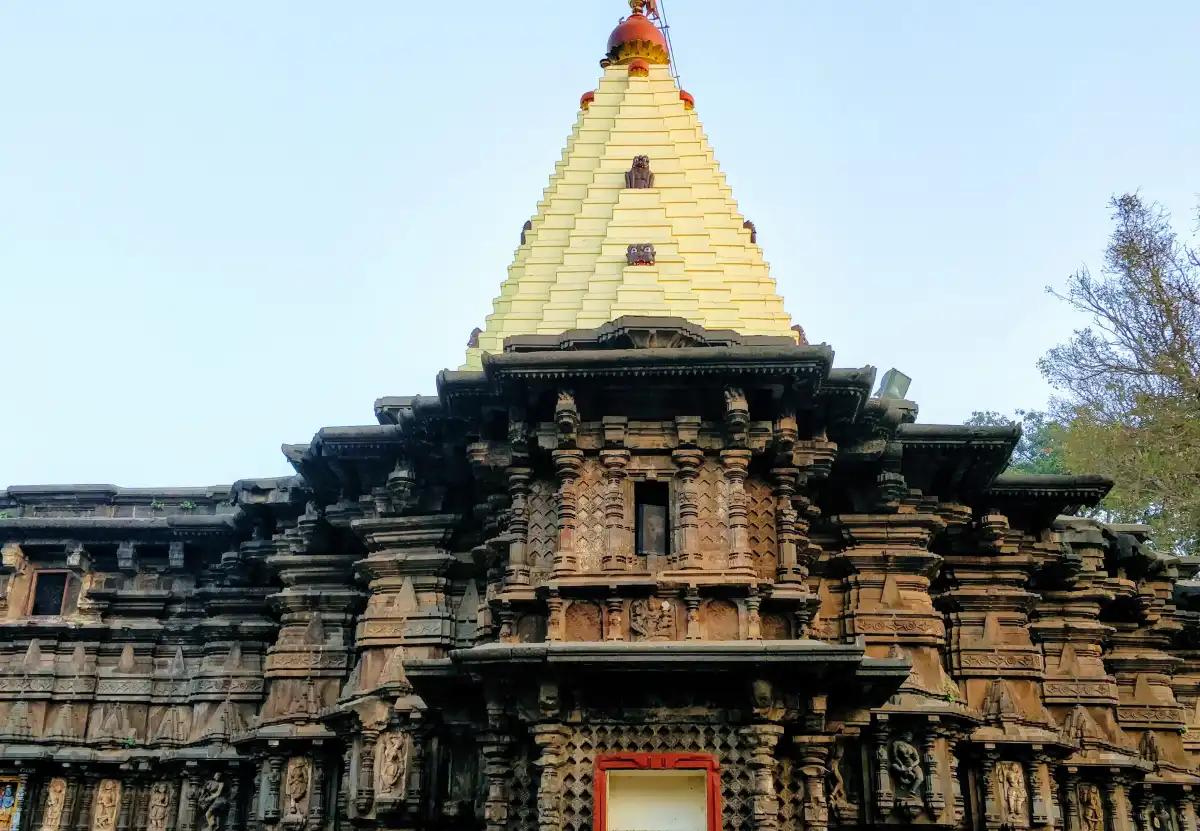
{"left": 965, "top": 410, "right": 1068, "bottom": 475}
{"left": 1040, "top": 194, "right": 1200, "bottom": 552}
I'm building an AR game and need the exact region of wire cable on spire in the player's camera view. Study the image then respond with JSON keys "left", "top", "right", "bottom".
{"left": 655, "top": 0, "right": 682, "bottom": 84}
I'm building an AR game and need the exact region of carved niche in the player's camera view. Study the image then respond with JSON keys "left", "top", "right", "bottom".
{"left": 92, "top": 780, "right": 120, "bottom": 831}
{"left": 998, "top": 762, "right": 1028, "bottom": 826}
{"left": 704, "top": 599, "right": 739, "bottom": 640}
{"left": 889, "top": 732, "right": 924, "bottom": 797}
{"left": 284, "top": 757, "right": 311, "bottom": 821}
{"left": 630, "top": 598, "right": 676, "bottom": 641}
{"left": 625, "top": 155, "right": 654, "bottom": 189}
{"left": 626, "top": 244, "right": 656, "bottom": 266}
{"left": 1078, "top": 783, "right": 1104, "bottom": 831}
{"left": 198, "top": 773, "right": 229, "bottom": 831}
{"left": 376, "top": 731, "right": 410, "bottom": 795}
{"left": 40, "top": 778, "right": 67, "bottom": 831}
{"left": 145, "top": 783, "right": 173, "bottom": 831}
{"left": 563, "top": 601, "right": 603, "bottom": 641}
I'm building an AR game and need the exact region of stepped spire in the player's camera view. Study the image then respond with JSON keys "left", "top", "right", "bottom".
{"left": 462, "top": 2, "right": 795, "bottom": 369}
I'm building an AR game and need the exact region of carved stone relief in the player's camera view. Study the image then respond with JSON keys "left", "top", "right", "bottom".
{"left": 999, "top": 762, "right": 1027, "bottom": 825}
{"left": 1079, "top": 784, "right": 1104, "bottom": 831}
{"left": 145, "top": 783, "right": 172, "bottom": 831}
{"left": 92, "top": 780, "right": 120, "bottom": 831}
{"left": 889, "top": 732, "right": 924, "bottom": 796}
{"left": 40, "top": 778, "right": 67, "bottom": 831}
{"left": 625, "top": 155, "right": 654, "bottom": 189}
{"left": 198, "top": 773, "right": 229, "bottom": 831}
{"left": 284, "top": 757, "right": 311, "bottom": 821}
{"left": 630, "top": 598, "right": 676, "bottom": 641}
{"left": 377, "top": 731, "right": 409, "bottom": 795}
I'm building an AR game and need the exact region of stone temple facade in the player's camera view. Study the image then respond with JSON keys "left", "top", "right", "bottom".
{"left": 4, "top": 5, "right": 1200, "bottom": 831}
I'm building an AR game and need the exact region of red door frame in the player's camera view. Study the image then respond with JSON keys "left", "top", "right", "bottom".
{"left": 593, "top": 752, "right": 721, "bottom": 831}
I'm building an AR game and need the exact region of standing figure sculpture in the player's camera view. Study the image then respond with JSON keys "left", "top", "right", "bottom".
{"left": 285, "top": 758, "right": 310, "bottom": 819}
{"left": 1080, "top": 785, "right": 1104, "bottom": 831}
{"left": 93, "top": 781, "right": 120, "bottom": 831}
{"left": 40, "top": 779, "right": 67, "bottom": 831}
{"left": 379, "top": 732, "right": 409, "bottom": 794}
{"left": 1001, "top": 763, "right": 1027, "bottom": 821}
{"left": 199, "top": 773, "right": 229, "bottom": 831}
{"left": 146, "top": 783, "right": 172, "bottom": 831}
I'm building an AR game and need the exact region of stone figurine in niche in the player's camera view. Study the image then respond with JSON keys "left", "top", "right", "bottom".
{"left": 626, "top": 243, "right": 656, "bottom": 266}
{"left": 1151, "top": 799, "right": 1176, "bottom": 831}
{"left": 200, "top": 773, "right": 229, "bottom": 831}
{"left": 889, "top": 732, "right": 924, "bottom": 795}
{"left": 146, "top": 784, "right": 172, "bottom": 831}
{"left": 827, "top": 742, "right": 848, "bottom": 807}
{"left": 1079, "top": 784, "right": 1104, "bottom": 831}
{"left": 1000, "top": 763, "right": 1027, "bottom": 821}
{"left": 93, "top": 780, "right": 120, "bottom": 831}
{"left": 285, "top": 758, "right": 311, "bottom": 819}
{"left": 630, "top": 599, "right": 674, "bottom": 641}
{"left": 41, "top": 779, "right": 67, "bottom": 831}
{"left": 0, "top": 785, "right": 15, "bottom": 831}
{"left": 625, "top": 155, "right": 654, "bottom": 189}
{"left": 379, "top": 731, "right": 409, "bottom": 793}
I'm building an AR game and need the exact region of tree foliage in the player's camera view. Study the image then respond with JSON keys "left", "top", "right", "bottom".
{"left": 965, "top": 410, "right": 1068, "bottom": 475}
{"left": 1039, "top": 194, "right": 1200, "bottom": 552}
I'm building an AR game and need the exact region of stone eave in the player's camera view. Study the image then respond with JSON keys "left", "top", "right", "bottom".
{"left": 2, "top": 484, "right": 231, "bottom": 510}
{"left": 988, "top": 472, "right": 1114, "bottom": 503}
{"left": 896, "top": 423, "right": 1021, "bottom": 497}
{"left": 0, "top": 514, "right": 237, "bottom": 545}
{"left": 481, "top": 343, "right": 833, "bottom": 383}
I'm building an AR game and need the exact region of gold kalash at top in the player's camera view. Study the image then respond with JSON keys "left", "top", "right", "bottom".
{"left": 462, "top": 0, "right": 797, "bottom": 370}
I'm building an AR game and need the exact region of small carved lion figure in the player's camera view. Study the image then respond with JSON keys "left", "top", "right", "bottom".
{"left": 625, "top": 155, "right": 654, "bottom": 189}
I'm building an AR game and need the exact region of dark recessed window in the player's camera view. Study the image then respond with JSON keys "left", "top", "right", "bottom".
{"left": 30, "top": 572, "right": 78, "bottom": 616}
{"left": 635, "top": 481, "right": 670, "bottom": 557}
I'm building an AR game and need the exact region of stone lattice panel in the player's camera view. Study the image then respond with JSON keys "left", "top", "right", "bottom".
{"left": 574, "top": 460, "right": 608, "bottom": 573}
{"left": 697, "top": 459, "right": 729, "bottom": 567}
{"left": 745, "top": 478, "right": 777, "bottom": 580}
{"left": 560, "top": 722, "right": 754, "bottom": 831}
{"left": 508, "top": 738, "right": 539, "bottom": 831}
{"left": 775, "top": 754, "right": 802, "bottom": 831}
{"left": 527, "top": 478, "right": 557, "bottom": 584}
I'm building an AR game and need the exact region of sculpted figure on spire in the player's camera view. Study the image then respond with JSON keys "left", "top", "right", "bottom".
{"left": 630, "top": 0, "right": 660, "bottom": 20}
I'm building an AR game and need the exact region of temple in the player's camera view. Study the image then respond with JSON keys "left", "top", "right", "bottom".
{"left": 3, "top": 5, "right": 1200, "bottom": 831}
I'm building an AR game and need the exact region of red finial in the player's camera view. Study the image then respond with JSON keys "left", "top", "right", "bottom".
{"left": 605, "top": 0, "right": 669, "bottom": 67}
{"left": 580, "top": 90, "right": 595, "bottom": 111}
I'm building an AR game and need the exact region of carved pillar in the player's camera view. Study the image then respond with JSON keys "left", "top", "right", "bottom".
{"left": 116, "top": 779, "right": 135, "bottom": 831}
{"left": 945, "top": 732, "right": 964, "bottom": 826}
{"left": 73, "top": 777, "right": 97, "bottom": 831}
{"left": 263, "top": 757, "right": 282, "bottom": 823}
{"left": 505, "top": 467, "right": 532, "bottom": 586}
{"left": 1062, "top": 772, "right": 1081, "bottom": 831}
{"left": 746, "top": 591, "right": 762, "bottom": 640}
{"left": 531, "top": 725, "right": 569, "bottom": 831}
{"left": 132, "top": 779, "right": 152, "bottom": 831}
{"left": 720, "top": 449, "right": 754, "bottom": 573}
{"left": 1032, "top": 753, "right": 1053, "bottom": 828}
{"left": 796, "top": 740, "right": 831, "bottom": 831}
{"left": 480, "top": 732, "right": 513, "bottom": 831}
{"left": 742, "top": 724, "right": 784, "bottom": 831}
{"left": 982, "top": 753, "right": 1002, "bottom": 831}
{"left": 551, "top": 451, "right": 584, "bottom": 577}
{"left": 355, "top": 733, "right": 378, "bottom": 814}
{"left": 921, "top": 730, "right": 945, "bottom": 818}
{"left": 605, "top": 597, "right": 624, "bottom": 641}
{"left": 1108, "top": 776, "right": 1136, "bottom": 831}
{"left": 684, "top": 589, "right": 701, "bottom": 640}
{"left": 335, "top": 748, "right": 350, "bottom": 824}
{"left": 246, "top": 763, "right": 263, "bottom": 831}
{"left": 874, "top": 726, "right": 894, "bottom": 817}
{"left": 179, "top": 772, "right": 200, "bottom": 831}
{"left": 600, "top": 450, "right": 630, "bottom": 571}
{"left": 306, "top": 757, "right": 325, "bottom": 831}
{"left": 546, "top": 590, "right": 564, "bottom": 642}
{"left": 671, "top": 449, "right": 703, "bottom": 570}
{"left": 771, "top": 467, "right": 802, "bottom": 582}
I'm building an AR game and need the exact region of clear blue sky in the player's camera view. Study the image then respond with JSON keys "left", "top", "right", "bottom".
{"left": 3, "top": 2, "right": 1198, "bottom": 487}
